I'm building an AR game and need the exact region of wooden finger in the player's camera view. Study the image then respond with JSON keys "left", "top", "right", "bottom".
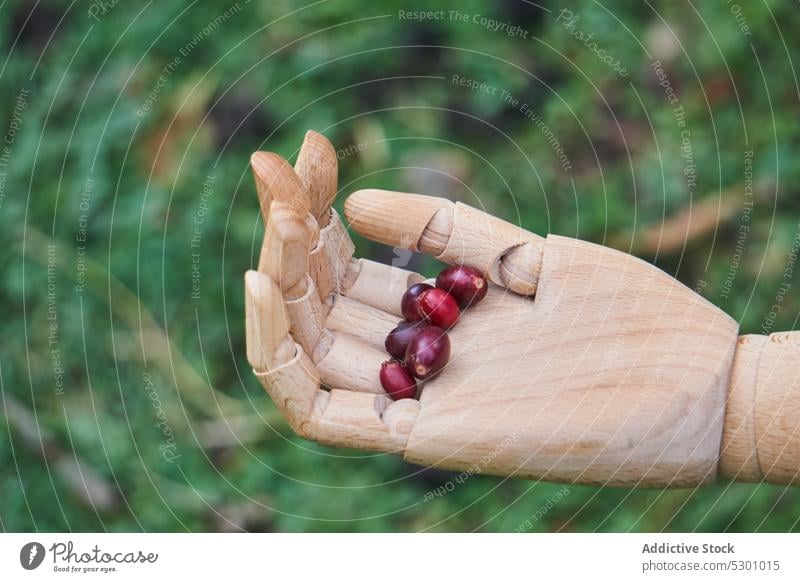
{"left": 344, "top": 258, "right": 424, "bottom": 317}
{"left": 326, "top": 295, "right": 401, "bottom": 350}
{"left": 244, "top": 270, "right": 294, "bottom": 369}
{"left": 245, "top": 270, "right": 320, "bottom": 438}
{"left": 344, "top": 189, "right": 544, "bottom": 295}
{"left": 258, "top": 201, "right": 311, "bottom": 296}
{"left": 315, "top": 389, "right": 420, "bottom": 453}
{"left": 251, "top": 151, "right": 310, "bottom": 220}
{"left": 294, "top": 130, "right": 338, "bottom": 227}
{"left": 258, "top": 201, "right": 326, "bottom": 354}
{"left": 314, "top": 332, "right": 386, "bottom": 394}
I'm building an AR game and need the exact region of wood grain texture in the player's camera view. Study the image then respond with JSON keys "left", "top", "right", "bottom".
{"left": 315, "top": 332, "right": 386, "bottom": 394}
{"left": 345, "top": 259, "right": 424, "bottom": 317}
{"left": 250, "top": 152, "right": 310, "bottom": 218}
{"left": 345, "top": 189, "right": 453, "bottom": 251}
{"left": 315, "top": 389, "right": 416, "bottom": 452}
{"left": 720, "top": 334, "right": 766, "bottom": 481}
{"left": 754, "top": 331, "right": 800, "bottom": 483}
{"left": 404, "top": 235, "right": 738, "bottom": 487}
{"left": 254, "top": 349, "right": 320, "bottom": 439}
{"left": 284, "top": 278, "right": 327, "bottom": 357}
{"left": 345, "top": 190, "right": 544, "bottom": 295}
{"left": 259, "top": 201, "right": 311, "bottom": 297}
{"left": 326, "top": 295, "right": 400, "bottom": 351}
{"left": 294, "top": 130, "right": 338, "bottom": 226}
{"left": 320, "top": 209, "right": 355, "bottom": 294}
{"left": 439, "top": 202, "right": 544, "bottom": 295}
{"left": 244, "top": 270, "right": 294, "bottom": 370}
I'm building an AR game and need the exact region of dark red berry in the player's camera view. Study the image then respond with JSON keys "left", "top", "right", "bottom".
{"left": 385, "top": 321, "right": 429, "bottom": 359}
{"left": 436, "top": 265, "right": 488, "bottom": 309}
{"left": 417, "top": 288, "right": 460, "bottom": 329}
{"left": 401, "top": 283, "right": 433, "bottom": 322}
{"left": 379, "top": 360, "right": 418, "bottom": 400}
{"left": 405, "top": 326, "right": 451, "bottom": 380}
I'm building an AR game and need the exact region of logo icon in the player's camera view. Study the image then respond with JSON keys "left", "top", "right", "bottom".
{"left": 20, "top": 542, "right": 45, "bottom": 570}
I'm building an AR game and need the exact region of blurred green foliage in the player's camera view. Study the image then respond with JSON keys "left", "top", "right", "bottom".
{"left": 2, "top": 0, "right": 800, "bottom": 531}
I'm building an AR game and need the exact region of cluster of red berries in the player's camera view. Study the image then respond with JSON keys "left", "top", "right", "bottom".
{"left": 379, "top": 265, "right": 488, "bottom": 400}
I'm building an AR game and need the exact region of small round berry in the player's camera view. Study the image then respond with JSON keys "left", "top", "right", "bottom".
{"left": 418, "top": 287, "right": 460, "bottom": 329}
{"left": 405, "top": 326, "right": 451, "bottom": 380}
{"left": 436, "top": 265, "right": 488, "bottom": 309}
{"left": 379, "top": 360, "right": 418, "bottom": 400}
{"left": 385, "top": 321, "right": 429, "bottom": 359}
{"left": 401, "top": 283, "right": 433, "bottom": 322}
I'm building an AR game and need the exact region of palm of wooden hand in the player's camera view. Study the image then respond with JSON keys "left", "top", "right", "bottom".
{"left": 246, "top": 132, "right": 738, "bottom": 488}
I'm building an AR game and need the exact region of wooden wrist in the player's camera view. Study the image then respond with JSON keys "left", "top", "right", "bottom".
{"left": 721, "top": 332, "right": 800, "bottom": 485}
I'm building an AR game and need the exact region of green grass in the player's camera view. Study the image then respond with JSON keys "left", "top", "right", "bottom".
{"left": 2, "top": 0, "right": 800, "bottom": 531}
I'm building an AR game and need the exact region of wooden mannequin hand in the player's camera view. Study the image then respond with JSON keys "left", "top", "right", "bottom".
{"left": 245, "top": 132, "right": 800, "bottom": 488}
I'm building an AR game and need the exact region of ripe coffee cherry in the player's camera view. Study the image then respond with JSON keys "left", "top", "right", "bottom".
{"left": 405, "top": 326, "right": 451, "bottom": 379}
{"left": 380, "top": 360, "right": 418, "bottom": 400}
{"left": 436, "top": 265, "right": 487, "bottom": 309}
{"left": 401, "top": 283, "right": 433, "bottom": 322}
{"left": 385, "top": 321, "right": 429, "bottom": 359}
{"left": 417, "top": 288, "right": 460, "bottom": 329}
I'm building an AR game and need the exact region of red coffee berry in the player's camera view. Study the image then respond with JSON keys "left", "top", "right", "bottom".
{"left": 436, "top": 265, "right": 488, "bottom": 309}
{"left": 405, "top": 326, "right": 451, "bottom": 379}
{"left": 417, "top": 287, "right": 460, "bottom": 329}
{"left": 385, "top": 321, "right": 429, "bottom": 359}
{"left": 401, "top": 283, "right": 433, "bottom": 322}
{"left": 379, "top": 360, "right": 418, "bottom": 400}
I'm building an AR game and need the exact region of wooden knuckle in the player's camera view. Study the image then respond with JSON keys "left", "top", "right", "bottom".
{"left": 259, "top": 202, "right": 312, "bottom": 295}
{"left": 345, "top": 259, "right": 424, "bottom": 317}
{"left": 253, "top": 345, "right": 320, "bottom": 438}
{"left": 315, "top": 332, "right": 386, "bottom": 394}
{"left": 344, "top": 189, "right": 454, "bottom": 251}
{"left": 285, "top": 276, "right": 327, "bottom": 357}
{"left": 436, "top": 203, "right": 544, "bottom": 295}
{"left": 309, "top": 236, "right": 334, "bottom": 301}
{"left": 315, "top": 389, "right": 418, "bottom": 453}
{"left": 244, "top": 270, "right": 294, "bottom": 370}
{"left": 320, "top": 208, "right": 355, "bottom": 293}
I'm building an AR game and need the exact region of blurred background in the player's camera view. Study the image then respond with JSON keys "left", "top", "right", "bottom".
{"left": 2, "top": 0, "right": 800, "bottom": 532}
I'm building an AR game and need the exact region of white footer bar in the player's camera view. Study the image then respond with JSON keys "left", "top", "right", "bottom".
{"left": 1, "top": 533, "right": 796, "bottom": 581}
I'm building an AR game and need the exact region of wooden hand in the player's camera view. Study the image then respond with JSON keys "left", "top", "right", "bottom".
{"left": 245, "top": 131, "right": 800, "bottom": 488}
